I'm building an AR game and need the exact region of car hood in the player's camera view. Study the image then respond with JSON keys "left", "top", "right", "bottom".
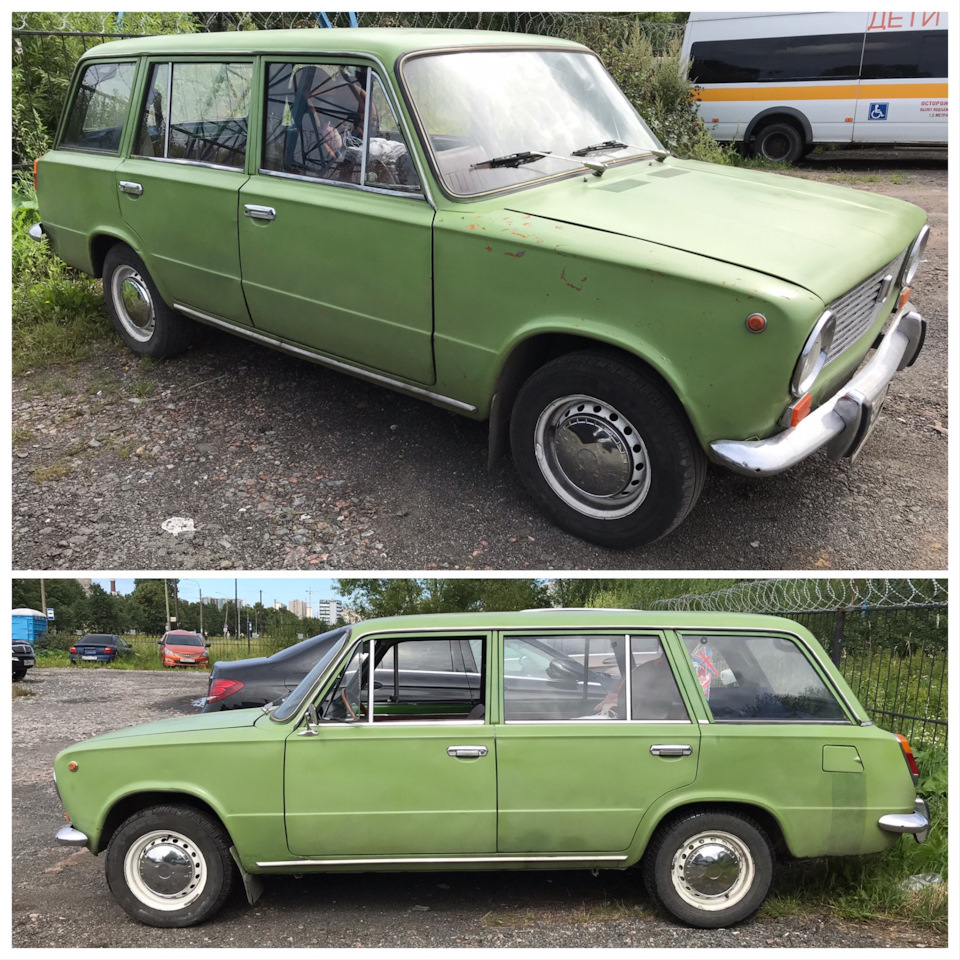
{"left": 165, "top": 643, "right": 207, "bottom": 655}
{"left": 505, "top": 158, "right": 927, "bottom": 301}
{"left": 82, "top": 708, "right": 262, "bottom": 744}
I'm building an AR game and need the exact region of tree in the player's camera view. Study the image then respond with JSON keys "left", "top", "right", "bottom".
{"left": 85, "top": 582, "right": 122, "bottom": 632}
{"left": 130, "top": 579, "right": 175, "bottom": 633}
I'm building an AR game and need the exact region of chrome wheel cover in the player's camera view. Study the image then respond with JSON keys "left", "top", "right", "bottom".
{"left": 670, "top": 829, "right": 756, "bottom": 912}
{"left": 123, "top": 829, "right": 207, "bottom": 912}
{"left": 534, "top": 394, "right": 651, "bottom": 519}
{"left": 111, "top": 265, "right": 156, "bottom": 342}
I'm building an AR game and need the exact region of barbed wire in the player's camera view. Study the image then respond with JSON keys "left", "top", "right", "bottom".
{"left": 652, "top": 578, "right": 947, "bottom": 613}
{"left": 12, "top": 11, "right": 684, "bottom": 51}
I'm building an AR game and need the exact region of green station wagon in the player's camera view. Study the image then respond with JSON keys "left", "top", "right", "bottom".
{"left": 53, "top": 609, "right": 929, "bottom": 929}
{"left": 33, "top": 30, "right": 930, "bottom": 547}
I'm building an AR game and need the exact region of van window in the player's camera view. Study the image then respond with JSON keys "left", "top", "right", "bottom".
{"left": 681, "top": 634, "right": 848, "bottom": 722}
{"left": 134, "top": 61, "right": 252, "bottom": 168}
{"left": 60, "top": 61, "right": 137, "bottom": 154}
{"left": 861, "top": 30, "right": 948, "bottom": 79}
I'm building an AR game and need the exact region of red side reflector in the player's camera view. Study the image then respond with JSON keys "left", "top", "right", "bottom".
{"left": 895, "top": 734, "right": 920, "bottom": 778}
{"left": 790, "top": 393, "right": 813, "bottom": 427}
{"left": 206, "top": 678, "right": 244, "bottom": 704}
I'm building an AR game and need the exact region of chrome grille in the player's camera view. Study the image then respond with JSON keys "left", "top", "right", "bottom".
{"left": 826, "top": 250, "right": 907, "bottom": 363}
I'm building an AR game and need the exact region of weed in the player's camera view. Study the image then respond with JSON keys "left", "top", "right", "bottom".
{"left": 12, "top": 427, "right": 34, "bottom": 446}
{"left": 131, "top": 378, "right": 156, "bottom": 399}
{"left": 890, "top": 174, "right": 904, "bottom": 185}
{"left": 32, "top": 461, "right": 75, "bottom": 482}
{"left": 12, "top": 686, "right": 37, "bottom": 699}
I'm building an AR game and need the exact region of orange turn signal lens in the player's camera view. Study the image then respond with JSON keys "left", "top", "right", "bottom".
{"left": 790, "top": 393, "right": 813, "bottom": 427}
{"left": 745, "top": 313, "right": 767, "bottom": 333}
{"left": 898, "top": 286, "right": 912, "bottom": 309}
{"left": 68, "top": 761, "right": 78, "bottom": 772}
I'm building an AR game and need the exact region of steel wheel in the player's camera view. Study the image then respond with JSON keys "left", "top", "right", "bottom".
{"left": 110, "top": 265, "right": 156, "bottom": 343}
{"left": 669, "top": 829, "right": 756, "bottom": 913}
{"left": 534, "top": 394, "right": 651, "bottom": 519}
{"left": 123, "top": 829, "right": 208, "bottom": 912}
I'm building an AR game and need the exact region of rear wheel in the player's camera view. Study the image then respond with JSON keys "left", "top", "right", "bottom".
{"left": 752, "top": 122, "right": 804, "bottom": 164}
{"left": 12, "top": 669, "right": 26, "bottom": 682}
{"left": 105, "top": 804, "right": 235, "bottom": 927}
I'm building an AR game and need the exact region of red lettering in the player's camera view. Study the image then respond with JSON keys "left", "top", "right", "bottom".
{"left": 922, "top": 12, "right": 941, "bottom": 27}
{"left": 867, "top": 12, "right": 886, "bottom": 30}
{"left": 887, "top": 13, "right": 903, "bottom": 29}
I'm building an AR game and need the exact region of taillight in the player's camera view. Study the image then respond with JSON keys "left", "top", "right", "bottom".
{"left": 69, "top": 646, "right": 77, "bottom": 654}
{"left": 33, "top": 158, "right": 38, "bottom": 192}
{"left": 103, "top": 647, "right": 114, "bottom": 655}
{"left": 206, "top": 678, "right": 244, "bottom": 704}
{"left": 895, "top": 734, "right": 920, "bottom": 785}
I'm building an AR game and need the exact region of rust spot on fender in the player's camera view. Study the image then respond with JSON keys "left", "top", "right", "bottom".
{"left": 505, "top": 250, "right": 525, "bottom": 258}
{"left": 561, "top": 268, "right": 587, "bottom": 291}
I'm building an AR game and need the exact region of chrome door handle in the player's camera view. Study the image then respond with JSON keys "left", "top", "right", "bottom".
{"left": 447, "top": 745, "right": 488, "bottom": 759}
{"left": 119, "top": 180, "right": 143, "bottom": 196}
{"left": 244, "top": 204, "right": 276, "bottom": 221}
{"left": 650, "top": 744, "right": 692, "bottom": 757}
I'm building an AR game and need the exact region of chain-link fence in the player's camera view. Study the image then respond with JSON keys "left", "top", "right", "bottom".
{"left": 12, "top": 11, "right": 684, "bottom": 170}
{"left": 655, "top": 579, "right": 947, "bottom": 750}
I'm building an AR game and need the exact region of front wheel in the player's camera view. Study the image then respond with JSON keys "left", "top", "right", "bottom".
{"left": 12, "top": 669, "right": 26, "bottom": 682}
{"left": 642, "top": 810, "right": 774, "bottom": 928}
{"left": 105, "top": 804, "right": 235, "bottom": 927}
{"left": 509, "top": 352, "right": 705, "bottom": 548}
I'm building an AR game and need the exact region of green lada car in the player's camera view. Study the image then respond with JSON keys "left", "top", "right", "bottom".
{"left": 32, "top": 30, "right": 930, "bottom": 547}
{"left": 53, "top": 610, "right": 929, "bottom": 929}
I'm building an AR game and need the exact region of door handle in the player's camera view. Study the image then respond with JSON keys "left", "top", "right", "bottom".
{"left": 447, "top": 745, "right": 488, "bottom": 759}
{"left": 118, "top": 181, "right": 143, "bottom": 196}
{"left": 244, "top": 204, "right": 276, "bottom": 221}
{"left": 650, "top": 744, "right": 692, "bottom": 757}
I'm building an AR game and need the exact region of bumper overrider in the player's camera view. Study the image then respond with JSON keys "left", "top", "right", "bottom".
{"left": 711, "top": 304, "right": 925, "bottom": 476}
{"left": 56, "top": 823, "right": 89, "bottom": 846}
{"left": 878, "top": 797, "right": 931, "bottom": 844}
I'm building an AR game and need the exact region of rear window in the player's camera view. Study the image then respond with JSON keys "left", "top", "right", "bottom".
{"left": 60, "top": 61, "right": 136, "bottom": 154}
{"left": 681, "top": 633, "right": 848, "bottom": 722}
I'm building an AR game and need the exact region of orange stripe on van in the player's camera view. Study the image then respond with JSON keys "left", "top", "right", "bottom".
{"left": 693, "top": 82, "right": 948, "bottom": 102}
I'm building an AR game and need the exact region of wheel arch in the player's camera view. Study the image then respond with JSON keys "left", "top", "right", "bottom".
{"left": 743, "top": 108, "right": 813, "bottom": 147}
{"left": 89, "top": 229, "right": 143, "bottom": 279}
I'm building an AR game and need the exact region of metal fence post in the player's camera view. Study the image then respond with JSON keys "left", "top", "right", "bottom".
{"left": 831, "top": 608, "right": 846, "bottom": 666}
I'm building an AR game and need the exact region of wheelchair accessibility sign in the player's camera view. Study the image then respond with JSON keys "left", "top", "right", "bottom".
{"left": 868, "top": 102, "right": 889, "bottom": 121}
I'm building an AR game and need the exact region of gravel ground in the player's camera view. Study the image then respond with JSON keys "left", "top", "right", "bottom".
{"left": 12, "top": 160, "right": 947, "bottom": 571}
{"left": 11, "top": 668, "right": 946, "bottom": 950}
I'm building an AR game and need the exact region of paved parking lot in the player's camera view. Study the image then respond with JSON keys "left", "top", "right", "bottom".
{"left": 11, "top": 669, "right": 945, "bottom": 949}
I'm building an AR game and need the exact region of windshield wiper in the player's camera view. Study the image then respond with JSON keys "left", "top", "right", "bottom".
{"left": 471, "top": 150, "right": 550, "bottom": 170}
{"left": 572, "top": 140, "right": 671, "bottom": 162}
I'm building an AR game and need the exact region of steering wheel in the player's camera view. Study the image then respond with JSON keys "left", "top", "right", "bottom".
{"left": 341, "top": 689, "right": 359, "bottom": 719}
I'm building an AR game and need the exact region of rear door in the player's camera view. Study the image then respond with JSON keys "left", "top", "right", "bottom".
{"left": 495, "top": 631, "right": 701, "bottom": 853}
{"left": 116, "top": 58, "right": 254, "bottom": 325}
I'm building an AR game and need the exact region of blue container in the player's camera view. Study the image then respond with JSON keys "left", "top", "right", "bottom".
{"left": 12, "top": 609, "right": 48, "bottom": 642}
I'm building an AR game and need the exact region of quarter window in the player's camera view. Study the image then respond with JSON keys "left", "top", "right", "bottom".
{"left": 60, "top": 61, "right": 136, "bottom": 154}
{"left": 682, "top": 634, "right": 848, "bottom": 721}
{"left": 134, "top": 61, "right": 252, "bottom": 167}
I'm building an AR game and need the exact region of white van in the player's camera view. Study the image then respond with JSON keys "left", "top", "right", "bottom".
{"left": 682, "top": 11, "right": 948, "bottom": 161}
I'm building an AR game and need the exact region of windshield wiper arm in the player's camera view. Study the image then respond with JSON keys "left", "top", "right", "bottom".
{"left": 471, "top": 150, "right": 550, "bottom": 170}
{"left": 572, "top": 140, "right": 671, "bottom": 162}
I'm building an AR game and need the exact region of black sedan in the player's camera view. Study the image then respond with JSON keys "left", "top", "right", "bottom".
{"left": 202, "top": 627, "right": 348, "bottom": 712}
{"left": 69, "top": 634, "right": 134, "bottom": 664}
{"left": 12, "top": 640, "right": 36, "bottom": 681}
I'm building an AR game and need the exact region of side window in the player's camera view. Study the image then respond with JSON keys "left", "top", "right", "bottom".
{"left": 319, "top": 639, "right": 369, "bottom": 722}
{"left": 134, "top": 61, "right": 251, "bottom": 167}
{"left": 60, "top": 61, "right": 136, "bottom": 154}
{"left": 682, "top": 634, "right": 848, "bottom": 722}
{"left": 365, "top": 75, "right": 421, "bottom": 191}
{"left": 629, "top": 637, "right": 689, "bottom": 721}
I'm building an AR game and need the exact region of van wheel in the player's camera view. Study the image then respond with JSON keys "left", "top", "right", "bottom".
{"left": 509, "top": 352, "right": 705, "bottom": 548}
{"left": 105, "top": 804, "right": 235, "bottom": 927}
{"left": 642, "top": 810, "right": 773, "bottom": 928}
{"left": 103, "top": 244, "right": 195, "bottom": 358}
{"left": 752, "top": 122, "right": 804, "bottom": 164}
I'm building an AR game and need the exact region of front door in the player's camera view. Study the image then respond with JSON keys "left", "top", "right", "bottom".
{"left": 284, "top": 634, "right": 496, "bottom": 857}
{"left": 239, "top": 60, "right": 435, "bottom": 383}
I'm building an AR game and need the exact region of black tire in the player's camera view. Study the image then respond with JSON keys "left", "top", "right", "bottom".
{"left": 12, "top": 669, "right": 26, "bottom": 682}
{"left": 752, "top": 122, "right": 805, "bottom": 164}
{"left": 105, "top": 804, "right": 236, "bottom": 928}
{"left": 509, "top": 352, "right": 705, "bottom": 548}
{"left": 642, "top": 810, "right": 774, "bottom": 928}
{"left": 102, "top": 243, "right": 195, "bottom": 358}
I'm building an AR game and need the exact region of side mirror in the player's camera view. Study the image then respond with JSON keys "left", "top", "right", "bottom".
{"left": 157, "top": 640, "right": 163, "bottom": 645}
{"left": 204, "top": 642, "right": 211, "bottom": 648}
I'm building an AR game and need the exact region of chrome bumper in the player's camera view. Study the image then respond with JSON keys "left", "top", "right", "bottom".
{"left": 56, "top": 823, "right": 89, "bottom": 847}
{"left": 28, "top": 222, "right": 44, "bottom": 242}
{"left": 710, "top": 304, "right": 925, "bottom": 476}
{"left": 878, "top": 798, "right": 931, "bottom": 843}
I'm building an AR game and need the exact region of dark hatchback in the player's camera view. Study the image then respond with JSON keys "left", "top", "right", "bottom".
{"left": 12, "top": 641, "right": 36, "bottom": 681}
{"left": 70, "top": 634, "right": 134, "bottom": 664}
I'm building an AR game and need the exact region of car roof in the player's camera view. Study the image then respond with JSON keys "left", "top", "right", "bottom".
{"left": 348, "top": 609, "right": 812, "bottom": 635}
{"left": 78, "top": 28, "right": 587, "bottom": 63}
{"left": 165, "top": 629, "right": 201, "bottom": 636}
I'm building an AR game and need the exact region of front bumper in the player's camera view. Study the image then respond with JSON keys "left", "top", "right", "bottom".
{"left": 710, "top": 304, "right": 925, "bottom": 476}
{"left": 878, "top": 797, "right": 931, "bottom": 843}
{"left": 56, "top": 823, "right": 89, "bottom": 847}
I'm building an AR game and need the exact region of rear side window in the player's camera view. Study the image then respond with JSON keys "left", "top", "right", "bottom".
{"left": 60, "top": 61, "right": 136, "bottom": 154}
{"left": 861, "top": 30, "right": 948, "bottom": 79}
{"left": 134, "top": 61, "right": 252, "bottom": 168}
{"left": 682, "top": 634, "right": 847, "bottom": 722}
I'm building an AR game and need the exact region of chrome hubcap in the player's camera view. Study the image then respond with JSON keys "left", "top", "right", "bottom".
{"left": 534, "top": 395, "right": 650, "bottom": 519}
{"left": 112, "top": 265, "right": 155, "bottom": 342}
{"left": 670, "top": 830, "right": 755, "bottom": 911}
{"left": 124, "top": 830, "right": 206, "bottom": 911}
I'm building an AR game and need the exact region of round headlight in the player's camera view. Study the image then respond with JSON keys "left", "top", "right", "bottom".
{"left": 791, "top": 310, "right": 836, "bottom": 397}
{"left": 900, "top": 225, "right": 929, "bottom": 287}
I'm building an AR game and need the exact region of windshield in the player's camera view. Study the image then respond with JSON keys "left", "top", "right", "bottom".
{"left": 402, "top": 48, "right": 661, "bottom": 197}
{"left": 167, "top": 633, "right": 204, "bottom": 647}
{"left": 272, "top": 627, "right": 352, "bottom": 722}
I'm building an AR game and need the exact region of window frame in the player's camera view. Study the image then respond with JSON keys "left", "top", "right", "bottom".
{"left": 57, "top": 58, "right": 140, "bottom": 155}
{"left": 257, "top": 55, "right": 428, "bottom": 201}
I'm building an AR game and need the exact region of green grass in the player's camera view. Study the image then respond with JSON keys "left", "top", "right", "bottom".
{"left": 32, "top": 461, "right": 75, "bottom": 482}
{"left": 12, "top": 685, "right": 37, "bottom": 698}
{"left": 130, "top": 377, "right": 156, "bottom": 399}
{"left": 12, "top": 427, "right": 34, "bottom": 446}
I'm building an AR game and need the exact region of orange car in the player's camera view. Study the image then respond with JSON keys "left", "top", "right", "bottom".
{"left": 158, "top": 630, "right": 210, "bottom": 668}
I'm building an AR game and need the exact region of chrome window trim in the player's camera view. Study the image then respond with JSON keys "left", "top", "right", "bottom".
{"left": 501, "top": 719, "right": 693, "bottom": 726}
{"left": 711, "top": 719, "right": 854, "bottom": 725}
{"left": 172, "top": 305, "right": 476, "bottom": 414}
{"left": 360, "top": 66, "right": 372, "bottom": 187}
{"left": 257, "top": 853, "right": 628, "bottom": 868}
{"left": 257, "top": 166, "right": 424, "bottom": 200}
{"left": 137, "top": 155, "right": 246, "bottom": 173}
{"left": 164, "top": 61, "right": 172, "bottom": 160}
